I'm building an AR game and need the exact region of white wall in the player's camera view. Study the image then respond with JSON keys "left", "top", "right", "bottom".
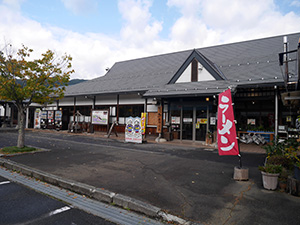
{"left": 119, "top": 93, "right": 145, "bottom": 105}
{"left": 176, "top": 64, "right": 191, "bottom": 83}
{"left": 176, "top": 61, "right": 216, "bottom": 83}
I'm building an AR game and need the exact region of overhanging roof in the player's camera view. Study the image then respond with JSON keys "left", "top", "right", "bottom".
{"left": 65, "top": 32, "right": 300, "bottom": 98}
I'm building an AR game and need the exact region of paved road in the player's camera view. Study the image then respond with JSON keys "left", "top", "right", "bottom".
{"left": 1, "top": 130, "right": 300, "bottom": 224}
{"left": 0, "top": 175, "right": 115, "bottom": 225}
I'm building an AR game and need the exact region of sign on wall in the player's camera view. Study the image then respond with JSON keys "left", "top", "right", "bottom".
{"left": 92, "top": 110, "right": 109, "bottom": 125}
{"left": 125, "top": 117, "right": 142, "bottom": 143}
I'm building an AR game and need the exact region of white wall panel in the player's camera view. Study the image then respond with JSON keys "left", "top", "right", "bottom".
{"left": 58, "top": 97, "right": 75, "bottom": 106}
{"left": 147, "top": 104, "right": 158, "bottom": 112}
{"left": 95, "top": 95, "right": 117, "bottom": 105}
{"left": 119, "top": 94, "right": 144, "bottom": 105}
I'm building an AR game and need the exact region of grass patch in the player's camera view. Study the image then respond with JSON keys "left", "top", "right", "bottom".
{"left": 0, "top": 146, "right": 38, "bottom": 155}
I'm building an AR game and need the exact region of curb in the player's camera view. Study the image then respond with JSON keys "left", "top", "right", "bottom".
{"left": 0, "top": 158, "right": 191, "bottom": 225}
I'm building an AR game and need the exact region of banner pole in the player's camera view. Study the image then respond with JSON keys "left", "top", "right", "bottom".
{"left": 231, "top": 87, "right": 243, "bottom": 168}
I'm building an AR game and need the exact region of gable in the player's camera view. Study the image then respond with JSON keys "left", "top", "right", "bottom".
{"left": 176, "top": 58, "right": 217, "bottom": 83}
{"left": 169, "top": 49, "right": 226, "bottom": 84}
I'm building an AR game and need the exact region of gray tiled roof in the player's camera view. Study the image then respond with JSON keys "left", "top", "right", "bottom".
{"left": 65, "top": 32, "right": 300, "bottom": 97}
{"left": 65, "top": 50, "right": 193, "bottom": 96}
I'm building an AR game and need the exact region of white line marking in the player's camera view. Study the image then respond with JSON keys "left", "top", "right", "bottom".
{"left": 0, "top": 181, "right": 10, "bottom": 185}
{"left": 49, "top": 206, "right": 72, "bottom": 216}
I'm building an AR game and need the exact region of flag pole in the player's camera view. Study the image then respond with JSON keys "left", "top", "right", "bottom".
{"left": 230, "top": 86, "right": 243, "bottom": 169}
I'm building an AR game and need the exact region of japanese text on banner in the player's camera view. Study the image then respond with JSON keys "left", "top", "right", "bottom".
{"left": 217, "top": 89, "right": 239, "bottom": 156}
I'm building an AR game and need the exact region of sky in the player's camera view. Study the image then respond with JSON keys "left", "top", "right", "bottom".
{"left": 0, "top": 0, "right": 300, "bottom": 80}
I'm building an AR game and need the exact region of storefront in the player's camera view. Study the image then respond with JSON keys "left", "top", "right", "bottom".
{"left": 168, "top": 98, "right": 216, "bottom": 142}
{"left": 20, "top": 32, "right": 300, "bottom": 144}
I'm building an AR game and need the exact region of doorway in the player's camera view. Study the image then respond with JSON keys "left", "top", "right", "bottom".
{"left": 170, "top": 103, "right": 210, "bottom": 142}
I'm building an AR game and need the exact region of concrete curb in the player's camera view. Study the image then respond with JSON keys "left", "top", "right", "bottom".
{"left": 0, "top": 157, "right": 190, "bottom": 224}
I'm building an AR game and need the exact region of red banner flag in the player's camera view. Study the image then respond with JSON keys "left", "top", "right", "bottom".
{"left": 217, "top": 89, "right": 239, "bottom": 156}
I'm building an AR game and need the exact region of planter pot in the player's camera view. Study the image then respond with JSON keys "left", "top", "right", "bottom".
{"left": 294, "top": 165, "right": 300, "bottom": 180}
{"left": 261, "top": 171, "right": 279, "bottom": 190}
{"left": 279, "top": 181, "right": 287, "bottom": 192}
{"left": 233, "top": 166, "right": 249, "bottom": 181}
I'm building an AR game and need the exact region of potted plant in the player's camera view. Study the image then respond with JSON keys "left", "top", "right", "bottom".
{"left": 258, "top": 164, "right": 282, "bottom": 190}
{"left": 206, "top": 130, "right": 213, "bottom": 145}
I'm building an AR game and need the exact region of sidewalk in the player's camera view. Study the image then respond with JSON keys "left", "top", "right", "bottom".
{"left": 27, "top": 128, "right": 267, "bottom": 154}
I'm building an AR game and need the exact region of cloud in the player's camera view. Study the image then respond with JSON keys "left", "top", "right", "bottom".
{"left": 1, "top": 0, "right": 24, "bottom": 9}
{"left": 291, "top": 0, "right": 300, "bottom": 7}
{"left": 167, "top": 0, "right": 300, "bottom": 46}
{"left": 61, "top": 0, "right": 98, "bottom": 15}
{"left": 118, "top": 0, "right": 163, "bottom": 47}
{"left": 0, "top": 0, "right": 300, "bottom": 80}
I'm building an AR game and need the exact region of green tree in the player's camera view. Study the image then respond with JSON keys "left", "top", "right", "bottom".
{"left": 0, "top": 44, "right": 74, "bottom": 148}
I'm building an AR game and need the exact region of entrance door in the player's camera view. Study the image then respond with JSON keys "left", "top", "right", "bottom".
{"left": 182, "top": 106, "right": 193, "bottom": 140}
{"left": 196, "top": 106, "right": 207, "bottom": 141}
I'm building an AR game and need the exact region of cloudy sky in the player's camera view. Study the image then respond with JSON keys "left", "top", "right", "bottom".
{"left": 0, "top": 0, "right": 300, "bottom": 79}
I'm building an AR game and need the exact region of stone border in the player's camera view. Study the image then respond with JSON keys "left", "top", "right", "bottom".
{"left": 0, "top": 158, "right": 191, "bottom": 225}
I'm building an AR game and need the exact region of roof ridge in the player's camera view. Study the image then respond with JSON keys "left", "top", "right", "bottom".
{"left": 196, "top": 32, "right": 300, "bottom": 51}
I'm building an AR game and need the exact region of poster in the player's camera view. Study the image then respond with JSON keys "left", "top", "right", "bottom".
{"left": 210, "top": 117, "right": 216, "bottom": 125}
{"left": 92, "top": 110, "right": 109, "bottom": 125}
{"left": 197, "top": 118, "right": 207, "bottom": 124}
{"left": 48, "top": 111, "right": 54, "bottom": 120}
{"left": 55, "top": 110, "right": 62, "bottom": 121}
{"left": 40, "top": 111, "right": 48, "bottom": 120}
{"left": 34, "top": 109, "right": 41, "bottom": 129}
{"left": 171, "top": 117, "right": 180, "bottom": 124}
{"left": 247, "top": 119, "right": 255, "bottom": 125}
{"left": 125, "top": 117, "right": 142, "bottom": 143}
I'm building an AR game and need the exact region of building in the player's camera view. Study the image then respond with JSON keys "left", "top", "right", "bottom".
{"left": 4, "top": 32, "right": 300, "bottom": 143}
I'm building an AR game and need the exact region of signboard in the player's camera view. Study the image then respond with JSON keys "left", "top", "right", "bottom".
{"left": 34, "top": 109, "right": 41, "bottom": 129}
{"left": 183, "top": 118, "right": 192, "bottom": 123}
{"left": 48, "top": 111, "right": 54, "bottom": 120}
{"left": 171, "top": 116, "right": 180, "bottom": 124}
{"left": 92, "top": 110, "right": 109, "bottom": 125}
{"left": 247, "top": 119, "right": 255, "bottom": 125}
{"left": 210, "top": 117, "right": 216, "bottom": 125}
{"left": 141, "top": 113, "right": 147, "bottom": 135}
{"left": 55, "top": 110, "right": 62, "bottom": 121}
{"left": 40, "top": 111, "right": 47, "bottom": 120}
{"left": 125, "top": 117, "right": 142, "bottom": 143}
{"left": 157, "top": 106, "right": 162, "bottom": 133}
{"left": 217, "top": 89, "right": 239, "bottom": 156}
{"left": 197, "top": 118, "right": 207, "bottom": 124}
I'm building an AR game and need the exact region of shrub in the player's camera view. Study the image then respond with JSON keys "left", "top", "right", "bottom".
{"left": 258, "top": 164, "right": 282, "bottom": 174}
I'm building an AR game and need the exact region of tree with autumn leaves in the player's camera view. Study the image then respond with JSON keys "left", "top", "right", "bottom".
{"left": 0, "top": 44, "right": 74, "bottom": 148}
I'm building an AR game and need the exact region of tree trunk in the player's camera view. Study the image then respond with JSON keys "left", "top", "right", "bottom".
{"left": 17, "top": 106, "right": 26, "bottom": 148}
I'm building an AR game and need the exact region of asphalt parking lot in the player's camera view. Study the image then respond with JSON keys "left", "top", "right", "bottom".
{"left": 0, "top": 175, "right": 116, "bottom": 225}
{"left": 1, "top": 130, "right": 300, "bottom": 224}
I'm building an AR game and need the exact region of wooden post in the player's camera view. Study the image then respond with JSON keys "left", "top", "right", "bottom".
{"left": 116, "top": 94, "right": 119, "bottom": 122}
{"left": 73, "top": 97, "right": 76, "bottom": 122}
